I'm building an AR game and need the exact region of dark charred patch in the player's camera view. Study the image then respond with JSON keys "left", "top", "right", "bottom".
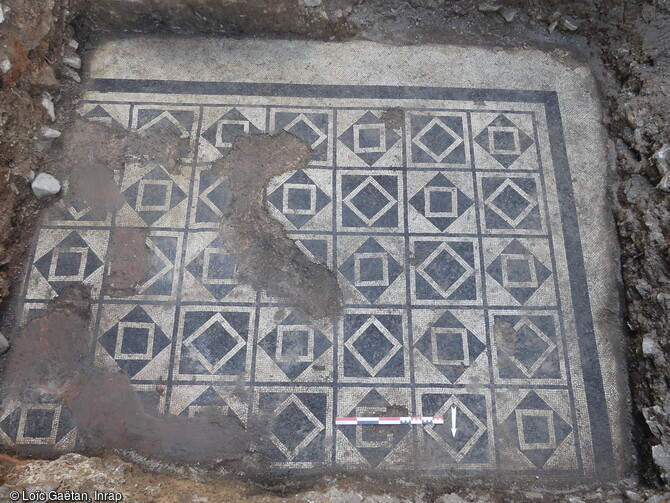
{"left": 59, "top": 120, "right": 127, "bottom": 213}
{"left": 64, "top": 373, "right": 246, "bottom": 463}
{"left": 54, "top": 119, "right": 184, "bottom": 216}
{"left": 105, "top": 227, "right": 151, "bottom": 296}
{"left": 3, "top": 286, "right": 93, "bottom": 400}
{"left": 1, "top": 286, "right": 248, "bottom": 464}
{"left": 214, "top": 132, "right": 343, "bottom": 320}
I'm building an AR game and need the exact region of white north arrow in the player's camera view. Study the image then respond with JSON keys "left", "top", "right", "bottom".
{"left": 451, "top": 406, "right": 457, "bottom": 437}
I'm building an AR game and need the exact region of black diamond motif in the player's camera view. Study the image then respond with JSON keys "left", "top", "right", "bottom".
{"left": 353, "top": 324, "right": 395, "bottom": 369}
{"left": 339, "top": 237, "right": 403, "bottom": 303}
{"left": 504, "top": 391, "right": 571, "bottom": 468}
{"left": 98, "top": 305, "right": 171, "bottom": 378}
{"left": 339, "top": 389, "right": 410, "bottom": 467}
{"left": 202, "top": 108, "right": 262, "bottom": 155}
{"left": 409, "top": 173, "right": 473, "bottom": 231}
{"left": 267, "top": 171, "right": 330, "bottom": 229}
{"left": 475, "top": 114, "right": 534, "bottom": 168}
{"left": 338, "top": 111, "right": 401, "bottom": 166}
{"left": 415, "top": 311, "right": 486, "bottom": 382}
{"left": 191, "top": 323, "right": 239, "bottom": 367}
{"left": 122, "top": 166, "right": 186, "bottom": 225}
{"left": 258, "top": 310, "right": 331, "bottom": 380}
{"left": 186, "top": 235, "right": 238, "bottom": 300}
{"left": 487, "top": 239, "right": 551, "bottom": 304}
{"left": 34, "top": 232, "right": 104, "bottom": 293}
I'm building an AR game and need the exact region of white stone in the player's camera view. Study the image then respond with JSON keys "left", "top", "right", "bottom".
{"left": 41, "top": 94, "right": 56, "bottom": 122}
{"left": 0, "top": 332, "right": 8, "bottom": 355}
{"left": 63, "top": 55, "right": 82, "bottom": 70}
{"left": 562, "top": 16, "right": 580, "bottom": 31}
{"left": 68, "top": 39, "right": 79, "bottom": 50}
{"left": 41, "top": 126, "right": 61, "bottom": 138}
{"left": 0, "top": 4, "right": 4, "bottom": 24}
{"left": 436, "top": 495, "right": 467, "bottom": 503}
{"left": 653, "top": 145, "right": 670, "bottom": 190}
{"left": 1, "top": 57, "right": 10, "bottom": 74}
{"left": 301, "top": 0, "right": 322, "bottom": 6}
{"left": 32, "top": 173, "right": 61, "bottom": 198}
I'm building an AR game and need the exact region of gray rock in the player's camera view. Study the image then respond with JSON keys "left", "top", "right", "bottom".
{"left": 566, "top": 498, "right": 585, "bottom": 503}
{"left": 642, "top": 406, "right": 664, "bottom": 439}
{"left": 0, "top": 57, "right": 10, "bottom": 74}
{"left": 0, "top": 4, "right": 4, "bottom": 24}
{"left": 561, "top": 16, "right": 580, "bottom": 31}
{"left": 41, "top": 93, "right": 56, "bottom": 122}
{"left": 652, "top": 444, "right": 670, "bottom": 473}
{"left": 644, "top": 496, "right": 670, "bottom": 503}
{"left": 653, "top": 145, "right": 670, "bottom": 190}
{"left": 478, "top": 3, "right": 501, "bottom": 12}
{"left": 624, "top": 490, "right": 642, "bottom": 502}
{"left": 499, "top": 8, "right": 517, "bottom": 22}
{"left": 62, "top": 66, "right": 81, "bottom": 83}
{"left": 436, "top": 495, "right": 467, "bottom": 503}
{"left": 548, "top": 20, "right": 559, "bottom": 33}
{"left": 32, "top": 173, "right": 61, "bottom": 198}
{"left": 63, "top": 55, "right": 82, "bottom": 70}
{"left": 642, "top": 335, "right": 662, "bottom": 358}
{"left": 41, "top": 126, "right": 61, "bottom": 139}
{"left": 0, "top": 332, "right": 8, "bottom": 355}
{"left": 68, "top": 39, "right": 79, "bottom": 50}
{"left": 301, "top": 0, "right": 322, "bottom": 7}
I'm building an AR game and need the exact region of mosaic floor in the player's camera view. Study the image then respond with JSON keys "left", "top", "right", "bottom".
{"left": 1, "top": 40, "right": 625, "bottom": 478}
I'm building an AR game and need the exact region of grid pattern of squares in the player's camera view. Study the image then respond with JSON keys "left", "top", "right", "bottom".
{"left": 5, "top": 97, "right": 585, "bottom": 474}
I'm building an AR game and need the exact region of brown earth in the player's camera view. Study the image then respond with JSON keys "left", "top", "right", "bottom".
{"left": 0, "top": 0, "right": 668, "bottom": 494}
{"left": 215, "top": 132, "right": 343, "bottom": 320}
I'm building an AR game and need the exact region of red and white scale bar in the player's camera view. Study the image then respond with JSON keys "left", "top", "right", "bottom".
{"left": 335, "top": 416, "right": 444, "bottom": 426}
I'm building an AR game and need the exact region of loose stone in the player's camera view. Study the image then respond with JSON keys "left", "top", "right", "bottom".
{"left": 41, "top": 93, "right": 56, "bottom": 122}
{"left": 1, "top": 57, "right": 10, "bottom": 74}
{"left": 0, "top": 332, "right": 8, "bottom": 355}
{"left": 41, "top": 126, "right": 61, "bottom": 138}
{"left": 562, "top": 16, "right": 580, "bottom": 31}
{"left": 478, "top": 2, "right": 501, "bottom": 12}
{"left": 63, "top": 55, "right": 82, "bottom": 70}
{"left": 31, "top": 173, "right": 61, "bottom": 198}
{"left": 301, "top": 0, "right": 322, "bottom": 6}
{"left": 62, "top": 66, "right": 81, "bottom": 83}
{"left": 500, "top": 7, "right": 517, "bottom": 22}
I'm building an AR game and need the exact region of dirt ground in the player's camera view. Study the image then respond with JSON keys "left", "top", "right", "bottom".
{"left": 0, "top": 0, "right": 668, "bottom": 498}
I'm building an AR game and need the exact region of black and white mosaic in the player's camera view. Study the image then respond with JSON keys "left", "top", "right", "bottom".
{"left": 5, "top": 81, "right": 615, "bottom": 477}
